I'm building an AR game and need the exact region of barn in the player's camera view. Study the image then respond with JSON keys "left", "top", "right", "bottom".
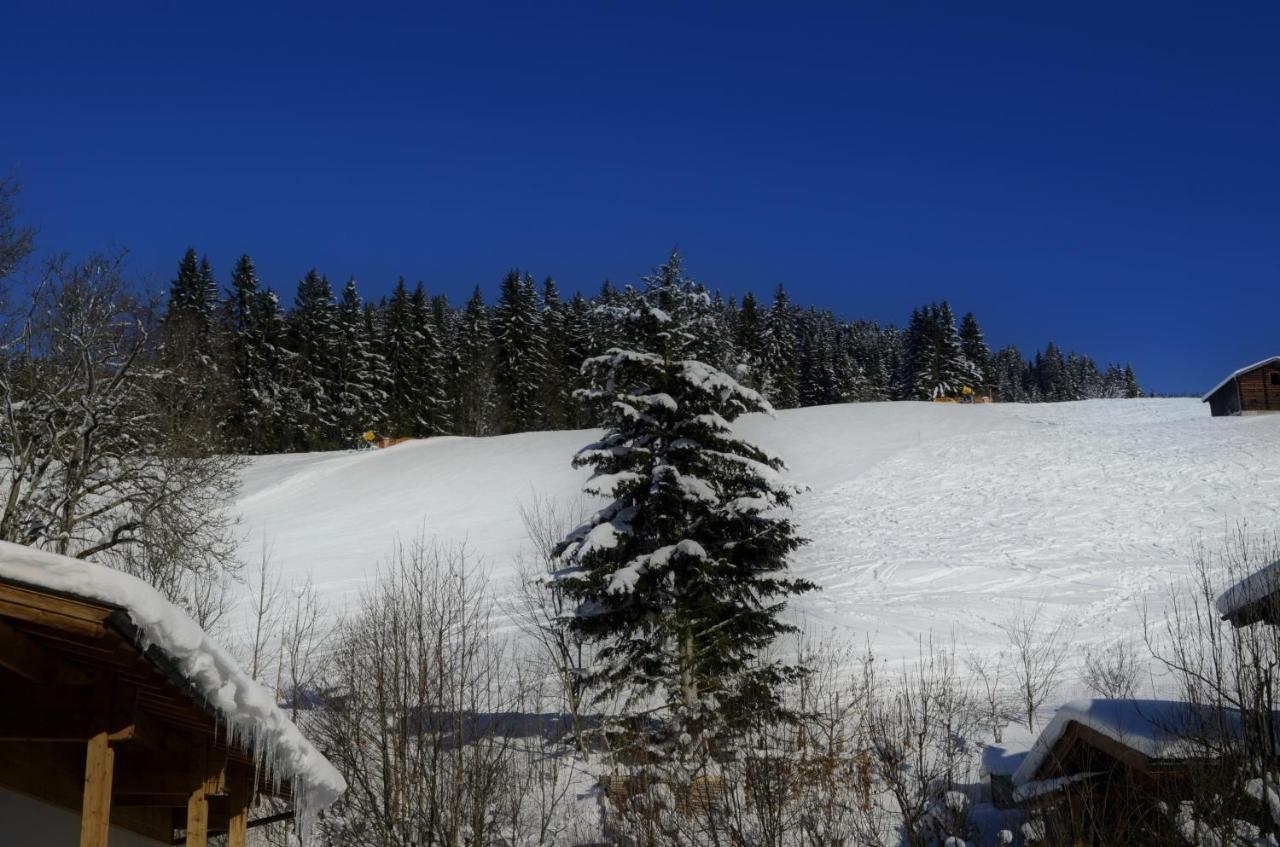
{"left": 0, "top": 541, "right": 345, "bottom": 846}
{"left": 1202, "top": 356, "right": 1280, "bottom": 416}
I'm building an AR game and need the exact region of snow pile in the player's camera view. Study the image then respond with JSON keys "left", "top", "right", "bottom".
{"left": 0, "top": 541, "right": 345, "bottom": 835}
{"left": 1012, "top": 698, "right": 1238, "bottom": 786}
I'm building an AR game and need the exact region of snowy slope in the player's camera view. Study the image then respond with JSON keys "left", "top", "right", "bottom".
{"left": 233, "top": 399, "right": 1280, "bottom": 670}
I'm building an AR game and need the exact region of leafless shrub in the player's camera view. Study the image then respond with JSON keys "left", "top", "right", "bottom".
{"left": 966, "top": 649, "right": 1018, "bottom": 743}
{"left": 1000, "top": 602, "right": 1069, "bottom": 730}
{"left": 1142, "top": 527, "right": 1280, "bottom": 845}
{"left": 317, "top": 537, "right": 589, "bottom": 846}
{"left": 1082, "top": 638, "right": 1144, "bottom": 700}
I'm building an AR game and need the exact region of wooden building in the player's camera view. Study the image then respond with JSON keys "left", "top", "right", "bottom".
{"left": 1203, "top": 356, "right": 1280, "bottom": 416}
{"left": 1216, "top": 560, "right": 1280, "bottom": 627}
{"left": 0, "top": 544, "right": 343, "bottom": 846}
{"left": 1011, "top": 700, "right": 1212, "bottom": 847}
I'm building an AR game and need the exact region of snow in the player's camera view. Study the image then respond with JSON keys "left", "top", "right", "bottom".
{"left": 1011, "top": 698, "right": 1233, "bottom": 786}
{"left": 1201, "top": 355, "right": 1280, "bottom": 401}
{"left": 231, "top": 398, "right": 1280, "bottom": 680}
{"left": 0, "top": 541, "right": 346, "bottom": 835}
{"left": 1215, "top": 559, "right": 1280, "bottom": 619}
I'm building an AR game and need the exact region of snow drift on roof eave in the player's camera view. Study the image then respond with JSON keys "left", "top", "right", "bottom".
{"left": 1202, "top": 356, "right": 1280, "bottom": 402}
{"left": 1010, "top": 699, "right": 1234, "bottom": 786}
{"left": 1215, "top": 559, "right": 1280, "bottom": 618}
{"left": 0, "top": 541, "right": 346, "bottom": 821}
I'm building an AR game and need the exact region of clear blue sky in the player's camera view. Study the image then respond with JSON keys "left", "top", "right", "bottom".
{"left": 2, "top": 2, "right": 1276, "bottom": 394}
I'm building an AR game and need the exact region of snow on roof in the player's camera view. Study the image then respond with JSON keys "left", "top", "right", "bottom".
{"left": 1215, "top": 559, "right": 1280, "bottom": 620}
{"left": 979, "top": 723, "right": 1038, "bottom": 778}
{"left": 0, "top": 541, "right": 345, "bottom": 833}
{"left": 1201, "top": 356, "right": 1280, "bottom": 402}
{"left": 1011, "top": 699, "right": 1238, "bottom": 786}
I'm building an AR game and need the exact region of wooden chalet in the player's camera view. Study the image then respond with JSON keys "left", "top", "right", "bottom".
{"left": 1203, "top": 356, "right": 1280, "bottom": 416}
{"left": 0, "top": 563, "right": 340, "bottom": 846}
{"left": 1012, "top": 700, "right": 1219, "bottom": 847}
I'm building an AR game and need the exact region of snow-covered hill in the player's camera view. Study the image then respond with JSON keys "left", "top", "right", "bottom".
{"left": 233, "top": 399, "right": 1280, "bottom": 669}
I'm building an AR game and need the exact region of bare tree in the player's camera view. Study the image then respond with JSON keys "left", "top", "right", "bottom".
{"left": 966, "top": 648, "right": 1018, "bottom": 743}
{"left": 0, "top": 174, "right": 35, "bottom": 285}
{"left": 318, "top": 538, "right": 586, "bottom": 846}
{"left": 1143, "top": 528, "right": 1280, "bottom": 845}
{"left": 1082, "top": 638, "right": 1144, "bottom": 700}
{"left": 1000, "top": 603, "right": 1069, "bottom": 730}
{"left": 0, "top": 253, "right": 243, "bottom": 616}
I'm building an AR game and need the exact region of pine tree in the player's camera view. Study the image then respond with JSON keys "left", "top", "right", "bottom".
{"left": 959, "top": 311, "right": 992, "bottom": 394}
{"left": 408, "top": 282, "right": 451, "bottom": 435}
{"left": 334, "top": 279, "right": 385, "bottom": 442}
{"left": 553, "top": 255, "right": 814, "bottom": 741}
{"left": 762, "top": 285, "right": 800, "bottom": 409}
{"left": 288, "top": 270, "right": 342, "bottom": 449}
{"left": 453, "top": 287, "right": 496, "bottom": 436}
{"left": 735, "top": 291, "right": 766, "bottom": 391}
{"left": 491, "top": 270, "right": 546, "bottom": 433}
{"left": 539, "top": 277, "right": 574, "bottom": 429}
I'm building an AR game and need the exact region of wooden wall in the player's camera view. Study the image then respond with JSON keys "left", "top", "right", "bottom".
{"left": 1238, "top": 362, "right": 1280, "bottom": 413}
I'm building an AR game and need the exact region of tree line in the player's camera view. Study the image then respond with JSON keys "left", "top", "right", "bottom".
{"left": 166, "top": 247, "right": 1144, "bottom": 454}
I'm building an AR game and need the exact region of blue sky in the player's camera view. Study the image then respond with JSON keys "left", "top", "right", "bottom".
{"left": 2, "top": 2, "right": 1277, "bottom": 393}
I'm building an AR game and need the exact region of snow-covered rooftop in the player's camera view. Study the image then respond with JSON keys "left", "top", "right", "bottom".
{"left": 1216, "top": 559, "right": 1280, "bottom": 623}
{"left": 0, "top": 541, "right": 345, "bottom": 831}
{"left": 1202, "top": 355, "right": 1280, "bottom": 402}
{"left": 1012, "top": 699, "right": 1237, "bottom": 786}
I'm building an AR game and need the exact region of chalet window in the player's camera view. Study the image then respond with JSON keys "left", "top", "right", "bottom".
{"left": 1272, "top": 372, "right": 1280, "bottom": 387}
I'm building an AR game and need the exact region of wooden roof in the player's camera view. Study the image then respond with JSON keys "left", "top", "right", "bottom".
{"left": 0, "top": 575, "right": 293, "bottom": 843}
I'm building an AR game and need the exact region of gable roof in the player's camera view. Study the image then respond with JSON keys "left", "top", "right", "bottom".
{"left": 1202, "top": 356, "right": 1280, "bottom": 402}
{"left": 0, "top": 541, "right": 346, "bottom": 831}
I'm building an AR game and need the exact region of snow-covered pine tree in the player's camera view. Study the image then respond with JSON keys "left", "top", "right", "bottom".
{"left": 734, "top": 291, "right": 767, "bottom": 391}
{"left": 1123, "top": 364, "right": 1142, "bottom": 398}
{"left": 288, "top": 269, "right": 342, "bottom": 449}
{"left": 408, "top": 282, "right": 451, "bottom": 435}
{"left": 167, "top": 247, "right": 214, "bottom": 328}
{"left": 562, "top": 292, "right": 593, "bottom": 427}
{"left": 992, "top": 346, "right": 1032, "bottom": 402}
{"left": 761, "top": 284, "right": 800, "bottom": 409}
{"left": 539, "top": 277, "right": 574, "bottom": 430}
{"left": 492, "top": 270, "right": 546, "bottom": 433}
{"left": 334, "top": 279, "right": 386, "bottom": 443}
{"left": 453, "top": 286, "right": 496, "bottom": 436}
{"left": 553, "top": 253, "right": 814, "bottom": 742}
{"left": 959, "top": 311, "right": 992, "bottom": 395}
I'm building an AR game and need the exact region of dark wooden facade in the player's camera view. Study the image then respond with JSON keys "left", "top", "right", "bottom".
{"left": 1204, "top": 357, "right": 1280, "bottom": 416}
{"left": 0, "top": 576, "right": 296, "bottom": 847}
{"left": 1017, "top": 721, "right": 1194, "bottom": 847}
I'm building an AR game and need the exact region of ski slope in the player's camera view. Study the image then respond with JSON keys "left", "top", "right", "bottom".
{"left": 233, "top": 399, "right": 1280, "bottom": 672}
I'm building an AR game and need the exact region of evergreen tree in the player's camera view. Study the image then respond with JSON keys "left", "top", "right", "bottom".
{"left": 735, "top": 291, "right": 766, "bottom": 391}
{"left": 539, "top": 277, "right": 574, "bottom": 429}
{"left": 333, "top": 279, "right": 386, "bottom": 442}
{"left": 288, "top": 270, "right": 342, "bottom": 449}
{"left": 762, "top": 285, "right": 800, "bottom": 408}
{"left": 959, "top": 311, "right": 992, "bottom": 394}
{"left": 553, "top": 256, "right": 814, "bottom": 740}
{"left": 453, "top": 287, "right": 496, "bottom": 436}
{"left": 491, "top": 270, "right": 546, "bottom": 433}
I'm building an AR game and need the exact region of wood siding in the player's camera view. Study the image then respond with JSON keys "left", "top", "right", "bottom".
{"left": 1238, "top": 363, "right": 1280, "bottom": 412}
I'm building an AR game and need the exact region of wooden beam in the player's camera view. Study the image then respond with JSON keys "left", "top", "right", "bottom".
{"left": 0, "top": 617, "right": 88, "bottom": 684}
{"left": 183, "top": 742, "right": 225, "bottom": 847}
{"left": 0, "top": 679, "right": 151, "bottom": 743}
{"left": 79, "top": 673, "right": 117, "bottom": 847}
{"left": 227, "top": 770, "right": 250, "bottom": 847}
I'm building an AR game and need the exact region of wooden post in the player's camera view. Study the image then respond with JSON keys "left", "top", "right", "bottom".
{"left": 227, "top": 770, "right": 250, "bottom": 847}
{"left": 79, "top": 673, "right": 116, "bottom": 847}
{"left": 185, "top": 745, "right": 211, "bottom": 847}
